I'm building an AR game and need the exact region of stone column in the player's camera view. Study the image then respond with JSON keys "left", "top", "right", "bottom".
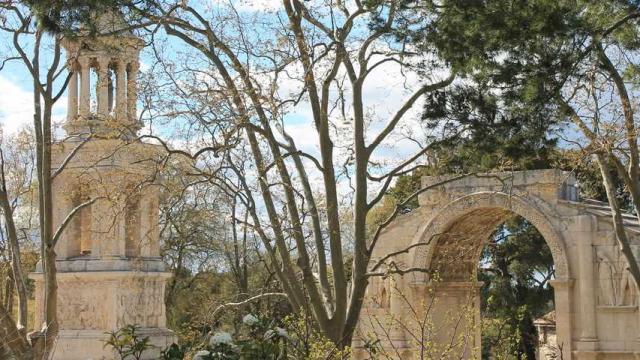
{"left": 67, "top": 64, "right": 78, "bottom": 122}
{"left": 97, "top": 56, "right": 110, "bottom": 117}
{"left": 575, "top": 215, "right": 598, "bottom": 347}
{"left": 115, "top": 59, "right": 127, "bottom": 122}
{"left": 78, "top": 57, "right": 90, "bottom": 118}
{"left": 127, "top": 61, "right": 139, "bottom": 123}
{"left": 550, "top": 278, "right": 574, "bottom": 360}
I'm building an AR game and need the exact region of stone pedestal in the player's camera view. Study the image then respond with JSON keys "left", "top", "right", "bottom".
{"left": 30, "top": 255, "right": 176, "bottom": 359}
{"left": 30, "top": 128, "right": 175, "bottom": 359}
{"left": 30, "top": 261, "right": 176, "bottom": 359}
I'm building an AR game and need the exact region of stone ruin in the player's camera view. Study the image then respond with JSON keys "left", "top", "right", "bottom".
{"left": 354, "top": 170, "right": 640, "bottom": 360}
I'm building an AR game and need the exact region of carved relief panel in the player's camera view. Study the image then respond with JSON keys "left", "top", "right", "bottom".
{"left": 116, "top": 277, "right": 166, "bottom": 328}
{"left": 595, "top": 246, "right": 638, "bottom": 307}
{"left": 58, "top": 280, "right": 109, "bottom": 330}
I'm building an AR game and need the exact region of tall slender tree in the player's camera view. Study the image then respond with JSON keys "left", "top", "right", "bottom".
{"left": 114, "top": 0, "right": 468, "bottom": 346}
{"left": 0, "top": 3, "right": 95, "bottom": 358}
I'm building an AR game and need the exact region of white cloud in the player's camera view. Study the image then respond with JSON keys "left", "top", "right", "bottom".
{"left": 0, "top": 75, "right": 33, "bottom": 135}
{"left": 236, "top": 0, "right": 281, "bottom": 11}
{"left": 277, "top": 57, "right": 438, "bottom": 159}
{"left": 205, "top": 0, "right": 281, "bottom": 12}
{"left": 0, "top": 75, "right": 68, "bottom": 137}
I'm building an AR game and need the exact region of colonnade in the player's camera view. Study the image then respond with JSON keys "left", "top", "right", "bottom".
{"left": 67, "top": 55, "right": 139, "bottom": 123}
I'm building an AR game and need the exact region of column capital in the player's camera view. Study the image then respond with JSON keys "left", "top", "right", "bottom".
{"left": 66, "top": 58, "right": 79, "bottom": 73}
{"left": 115, "top": 58, "right": 126, "bottom": 70}
{"left": 549, "top": 278, "right": 575, "bottom": 290}
{"left": 128, "top": 60, "right": 140, "bottom": 72}
{"left": 77, "top": 56, "right": 90, "bottom": 68}
{"left": 97, "top": 56, "right": 110, "bottom": 73}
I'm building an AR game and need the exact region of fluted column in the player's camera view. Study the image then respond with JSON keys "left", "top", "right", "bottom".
{"left": 66, "top": 62, "right": 78, "bottom": 122}
{"left": 115, "top": 59, "right": 127, "bottom": 121}
{"left": 97, "top": 56, "right": 110, "bottom": 117}
{"left": 78, "top": 57, "right": 90, "bottom": 118}
{"left": 127, "top": 61, "right": 139, "bottom": 123}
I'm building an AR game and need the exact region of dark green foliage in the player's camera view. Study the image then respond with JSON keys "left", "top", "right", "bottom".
{"left": 421, "top": 83, "right": 558, "bottom": 173}
{"left": 408, "top": 0, "right": 640, "bottom": 132}
{"left": 415, "top": 0, "right": 640, "bottom": 78}
{"left": 480, "top": 217, "right": 554, "bottom": 359}
{"left": 23, "top": 0, "right": 112, "bottom": 34}
{"left": 160, "top": 343, "right": 187, "bottom": 360}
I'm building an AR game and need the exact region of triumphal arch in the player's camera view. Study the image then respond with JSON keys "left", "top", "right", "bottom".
{"left": 354, "top": 170, "right": 640, "bottom": 360}
{"left": 29, "top": 11, "right": 175, "bottom": 359}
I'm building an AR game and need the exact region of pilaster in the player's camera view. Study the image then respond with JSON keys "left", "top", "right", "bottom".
{"left": 389, "top": 274, "right": 406, "bottom": 342}
{"left": 550, "top": 278, "right": 575, "bottom": 360}
{"left": 573, "top": 214, "right": 599, "bottom": 349}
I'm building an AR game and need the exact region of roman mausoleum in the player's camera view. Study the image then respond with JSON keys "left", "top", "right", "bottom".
{"left": 29, "top": 12, "right": 175, "bottom": 359}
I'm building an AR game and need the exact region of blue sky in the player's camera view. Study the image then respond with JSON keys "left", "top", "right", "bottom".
{"left": 0, "top": 1, "right": 432, "bottom": 165}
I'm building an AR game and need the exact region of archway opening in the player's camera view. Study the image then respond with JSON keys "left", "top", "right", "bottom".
{"left": 478, "top": 215, "right": 555, "bottom": 360}
{"left": 425, "top": 207, "right": 558, "bottom": 360}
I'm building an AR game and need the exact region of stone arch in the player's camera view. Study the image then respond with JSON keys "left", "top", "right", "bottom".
{"left": 409, "top": 191, "right": 570, "bottom": 284}
{"left": 398, "top": 191, "right": 573, "bottom": 359}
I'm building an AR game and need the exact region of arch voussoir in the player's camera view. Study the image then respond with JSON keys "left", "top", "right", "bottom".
{"left": 408, "top": 191, "right": 570, "bottom": 284}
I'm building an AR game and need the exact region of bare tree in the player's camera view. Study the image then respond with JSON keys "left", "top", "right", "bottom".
{"left": 119, "top": 0, "right": 466, "bottom": 347}
{"left": 0, "top": 128, "right": 37, "bottom": 336}
{"left": 555, "top": 31, "right": 640, "bottom": 290}
{"left": 355, "top": 275, "right": 479, "bottom": 360}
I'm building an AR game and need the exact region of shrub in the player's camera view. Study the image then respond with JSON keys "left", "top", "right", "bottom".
{"left": 103, "top": 325, "right": 152, "bottom": 360}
